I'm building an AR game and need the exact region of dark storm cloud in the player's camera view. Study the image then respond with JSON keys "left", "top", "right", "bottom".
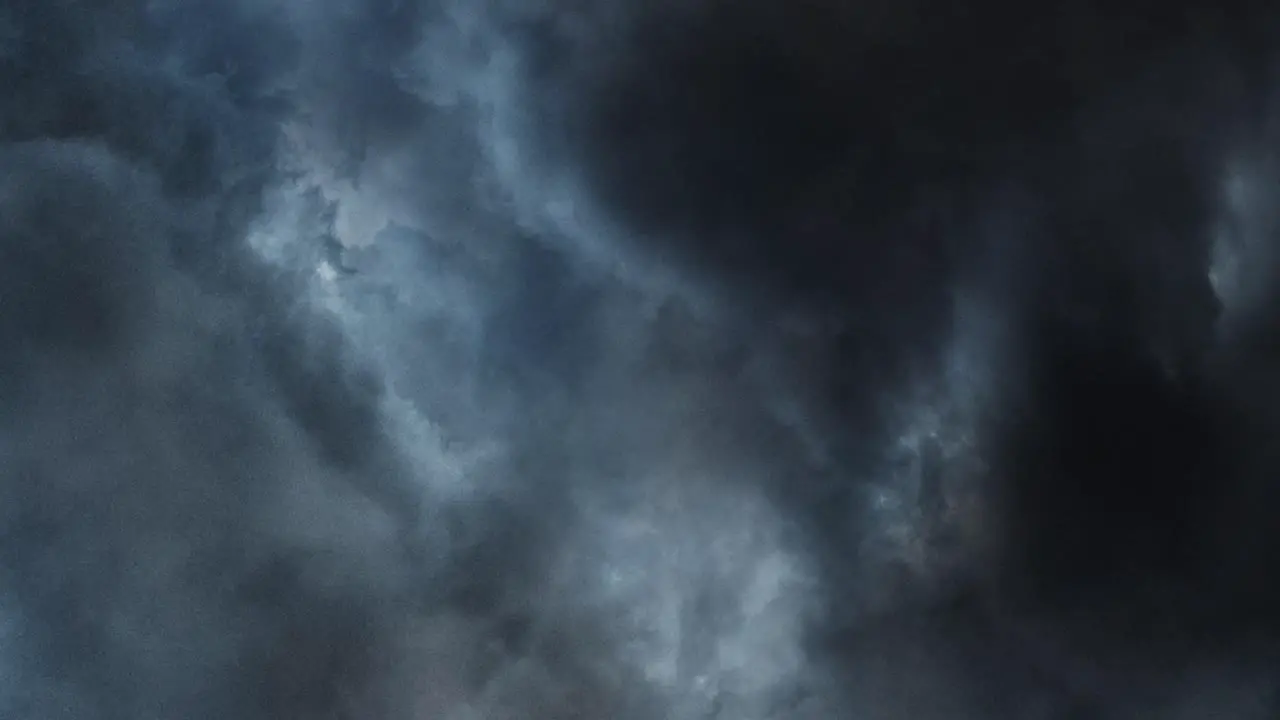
{"left": 11, "top": 0, "right": 1280, "bottom": 718}
{"left": 0, "top": 137, "right": 412, "bottom": 717}
{"left": 0, "top": 5, "right": 444, "bottom": 720}
{"left": 489, "top": 0, "right": 1280, "bottom": 715}
{"left": 0, "top": 3, "right": 798, "bottom": 718}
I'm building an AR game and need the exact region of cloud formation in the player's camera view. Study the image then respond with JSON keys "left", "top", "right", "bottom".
{"left": 6, "top": 0, "right": 1280, "bottom": 718}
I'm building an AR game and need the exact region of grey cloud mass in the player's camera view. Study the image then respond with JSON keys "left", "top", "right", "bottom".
{"left": 6, "top": 1, "right": 1280, "bottom": 718}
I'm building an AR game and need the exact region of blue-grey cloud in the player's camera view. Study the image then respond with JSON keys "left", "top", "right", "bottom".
{"left": 7, "top": 1, "right": 1280, "bottom": 718}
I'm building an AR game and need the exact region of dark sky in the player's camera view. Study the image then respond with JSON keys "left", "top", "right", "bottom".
{"left": 4, "top": 0, "right": 1280, "bottom": 717}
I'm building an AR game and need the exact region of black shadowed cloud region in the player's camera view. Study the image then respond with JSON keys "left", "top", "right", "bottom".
{"left": 5, "top": 0, "right": 1280, "bottom": 718}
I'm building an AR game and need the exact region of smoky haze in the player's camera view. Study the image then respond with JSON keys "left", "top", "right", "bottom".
{"left": 4, "top": 0, "right": 1280, "bottom": 718}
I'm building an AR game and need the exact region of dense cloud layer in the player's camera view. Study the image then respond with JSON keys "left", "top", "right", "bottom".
{"left": 6, "top": 0, "right": 1280, "bottom": 718}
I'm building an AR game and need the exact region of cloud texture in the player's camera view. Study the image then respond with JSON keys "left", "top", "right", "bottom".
{"left": 5, "top": 0, "right": 1280, "bottom": 718}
